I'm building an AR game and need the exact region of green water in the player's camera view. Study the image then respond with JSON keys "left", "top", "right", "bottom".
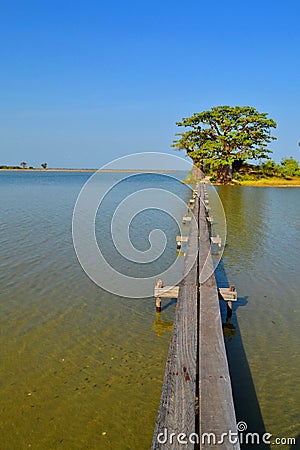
{"left": 1, "top": 174, "right": 299, "bottom": 449}
{"left": 213, "top": 186, "right": 300, "bottom": 449}
{"left": 0, "top": 171, "right": 189, "bottom": 449}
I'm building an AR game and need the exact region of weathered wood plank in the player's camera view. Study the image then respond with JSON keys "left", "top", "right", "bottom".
{"left": 218, "top": 287, "right": 238, "bottom": 301}
{"left": 153, "top": 185, "right": 239, "bottom": 449}
{"left": 198, "top": 184, "right": 240, "bottom": 450}
{"left": 154, "top": 287, "right": 179, "bottom": 298}
{"left": 152, "top": 193, "right": 199, "bottom": 449}
{"left": 211, "top": 235, "right": 221, "bottom": 246}
{"left": 176, "top": 236, "right": 189, "bottom": 242}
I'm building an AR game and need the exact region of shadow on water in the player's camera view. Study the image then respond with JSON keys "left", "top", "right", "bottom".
{"left": 161, "top": 298, "right": 177, "bottom": 312}
{"left": 152, "top": 297, "right": 177, "bottom": 336}
{"left": 292, "top": 434, "right": 300, "bottom": 449}
{"left": 215, "top": 259, "right": 270, "bottom": 449}
{"left": 152, "top": 311, "right": 174, "bottom": 337}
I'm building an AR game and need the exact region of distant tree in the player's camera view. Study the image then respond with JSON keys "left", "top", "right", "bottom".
{"left": 20, "top": 162, "right": 27, "bottom": 169}
{"left": 279, "top": 157, "right": 299, "bottom": 177}
{"left": 41, "top": 162, "right": 47, "bottom": 169}
{"left": 261, "top": 159, "right": 280, "bottom": 177}
{"left": 173, "top": 106, "right": 277, "bottom": 183}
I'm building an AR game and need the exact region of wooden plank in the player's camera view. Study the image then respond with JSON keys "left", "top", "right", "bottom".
{"left": 153, "top": 186, "right": 239, "bottom": 449}
{"left": 177, "top": 236, "right": 189, "bottom": 249}
{"left": 154, "top": 287, "right": 179, "bottom": 298}
{"left": 211, "top": 235, "right": 221, "bottom": 245}
{"left": 211, "top": 235, "right": 222, "bottom": 252}
{"left": 218, "top": 287, "right": 238, "bottom": 301}
{"left": 155, "top": 279, "right": 164, "bottom": 312}
{"left": 152, "top": 195, "right": 199, "bottom": 449}
{"left": 176, "top": 236, "right": 189, "bottom": 243}
{"left": 198, "top": 184, "right": 240, "bottom": 450}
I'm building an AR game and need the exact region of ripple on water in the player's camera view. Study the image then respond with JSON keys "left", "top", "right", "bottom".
{"left": 0, "top": 171, "right": 185, "bottom": 449}
{"left": 216, "top": 186, "right": 300, "bottom": 447}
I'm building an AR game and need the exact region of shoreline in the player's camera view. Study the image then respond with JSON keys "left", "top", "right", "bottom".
{"left": 0, "top": 168, "right": 185, "bottom": 173}
{"left": 235, "top": 184, "right": 300, "bottom": 187}
{"left": 212, "top": 181, "right": 300, "bottom": 187}
{"left": 1, "top": 169, "right": 300, "bottom": 186}
{"left": 211, "top": 176, "right": 300, "bottom": 187}
{"left": 0, "top": 168, "right": 97, "bottom": 172}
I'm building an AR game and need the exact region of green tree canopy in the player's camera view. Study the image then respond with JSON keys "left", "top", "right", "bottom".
{"left": 280, "top": 157, "right": 299, "bottom": 177}
{"left": 173, "top": 105, "right": 277, "bottom": 183}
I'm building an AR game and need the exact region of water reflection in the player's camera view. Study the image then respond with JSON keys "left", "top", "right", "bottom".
{"left": 152, "top": 312, "right": 174, "bottom": 337}
{"left": 222, "top": 312, "right": 236, "bottom": 341}
{"left": 215, "top": 186, "right": 268, "bottom": 267}
{"left": 212, "top": 186, "right": 299, "bottom": 445}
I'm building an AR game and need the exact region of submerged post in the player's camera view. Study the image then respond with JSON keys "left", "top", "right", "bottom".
{"left": 155, "top": 279, "right": 163, "bottom": 312}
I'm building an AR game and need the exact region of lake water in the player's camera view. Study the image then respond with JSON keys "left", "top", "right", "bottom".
{"left": 0, "top": 170, "right": 190, "bottom": 450}
{"left": 214, "top": 185, "right": 300, "bottom": 449}
{"left": 0, "top": 172, "right": 299, "bottom": 449}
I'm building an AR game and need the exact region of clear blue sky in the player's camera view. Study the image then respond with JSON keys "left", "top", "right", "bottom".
{"left": 1, "top": 0, "right": 299, "bottom": 168}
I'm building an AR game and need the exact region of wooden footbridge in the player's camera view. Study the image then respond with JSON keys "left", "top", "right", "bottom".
{"left": 152, "top": 184, "right": 240, "bottom": 449}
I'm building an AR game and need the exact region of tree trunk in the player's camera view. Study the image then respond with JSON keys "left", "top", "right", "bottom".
{"left": 217, "top": 164, "right": 233, "bottom": 183}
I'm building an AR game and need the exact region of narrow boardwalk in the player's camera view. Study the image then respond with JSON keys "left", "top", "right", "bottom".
{"left": 152, "top": 184, "right": 240, "bottom": 449}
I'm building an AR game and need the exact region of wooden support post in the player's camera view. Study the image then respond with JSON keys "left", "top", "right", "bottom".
{"left": 156, "top": 297, "right": 162, "bottom": 313}
{"left": 218, "top": 286, "right": 238, "bottom": 305}
{"left": 182, "top": 215, "right": 192, "bottom": 224}
{"left": 154, "top": 280, "right": 179, "bottom": 313}
{"left": 176, "top": 236, "right": 188, "bottom": 249}
{"left": 155, "top": 279, "right": 163, "bottom": 312}
{"left": 211, "top": 235, "right": 222, "bottom": 251}
{"left": 226, "top": 301, "right": 233, "bottom": 318}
